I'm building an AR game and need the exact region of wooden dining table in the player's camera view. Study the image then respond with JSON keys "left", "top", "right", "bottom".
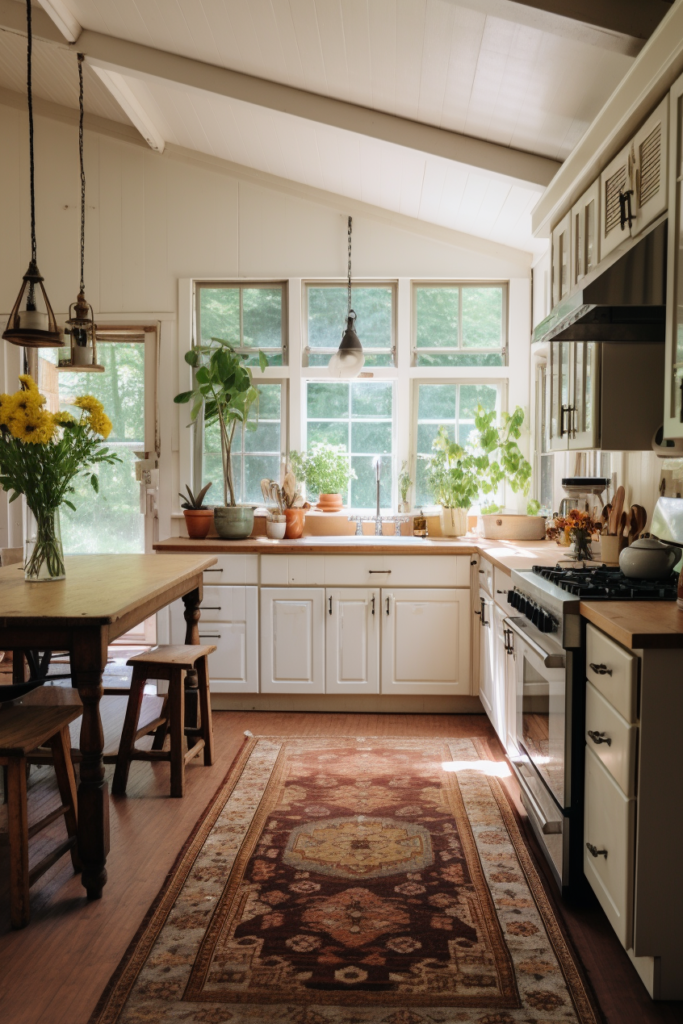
{"left": 0, "top": 553, "right": 216, "bottom": 900}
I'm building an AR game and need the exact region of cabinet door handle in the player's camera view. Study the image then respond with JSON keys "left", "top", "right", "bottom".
{"left": 386, "top": 596, "right": 390, "bottom": 615}
{"left": 586, "top": 842, "right": 607, "bottom": 859}
{"left": 199, "top": 633, "right": 221, "bottom": 639}
{"left": 369, "top": 570, "right": 391, "bottom": 574}
{"left": 589, "top": 662, "right": 612, "bottom": 676}
{"left": 496, "top": 589, "right": 507, "bottom": 594}
{"left": 204, "top": 568, "right": 223, "bottom": 573}
{"left": 201, "top": 606, "right": 221, "bottom": 611}
{"left": 371, "top": 595, "right": 375, "bottom": 615}
{"left": 587, "top": 730, "right": 612, "bottom": 747}
{"left": 328, "top": 596, "right": 332, "bottom": 615}
{"left": 619, "top": 188, "right": 634, "bottom": 231}
{"left": 480, "top": 597, "right": 489, "bottom": 627}
{"left": 679, "top": 377, "right": 683, "bottom": 423}
{"left": 570, "top": 405, "right": 578, "bottom": 438}
{"left": 560, "top": 405, "right": 570, "bottom": 437}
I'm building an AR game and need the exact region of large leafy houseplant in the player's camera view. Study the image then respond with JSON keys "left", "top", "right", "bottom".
{"left": 426, "top": 428, "right": 480, "bottom": 510}
{"left": 472, "top": 406, "right": 533, "bottom": 513}
{"left": 290, "top": 443, "right": 355, "bottom": 507}
{"left": 0, "top": 375, "right": 118, "bottom": 580}
{"left": 175, "top": 340, "right": 267, "bottom": 508}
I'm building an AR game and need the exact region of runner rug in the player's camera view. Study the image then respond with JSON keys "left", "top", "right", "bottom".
{"left": 90, "top": 736, "right": 599, "bottom": 1024}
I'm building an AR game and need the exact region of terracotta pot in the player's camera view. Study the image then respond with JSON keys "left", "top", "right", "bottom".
{"left": 183, "top": 508, "right": 213, "bottom": 539}
{"left": 316, "top": 493, "right": 343, "bottom": 513}
{"left": 284, "top": 507, "right": 306, "bottom": 539}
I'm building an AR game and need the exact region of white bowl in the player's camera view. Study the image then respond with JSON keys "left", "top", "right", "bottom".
{"left": 266, "top": 519, "right": 287, "bottom": 539}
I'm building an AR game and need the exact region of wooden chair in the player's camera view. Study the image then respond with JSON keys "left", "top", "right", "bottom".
{"left": 0, "top": 705, "right": 82, "bottom": 928}
{"left": 112, "top": 645, "right": 215, "bottom": 799}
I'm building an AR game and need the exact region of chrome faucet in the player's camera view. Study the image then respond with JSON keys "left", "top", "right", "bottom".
{"left": 372, "top": 455, "right": 382, "bottom": 535}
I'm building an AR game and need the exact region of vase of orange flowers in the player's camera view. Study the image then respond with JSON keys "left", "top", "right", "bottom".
{"left": 0, "top": 375, "right": 118, "bottom": 581}
{"left": 546, "top": 508, "right": 600, "bottom": 562}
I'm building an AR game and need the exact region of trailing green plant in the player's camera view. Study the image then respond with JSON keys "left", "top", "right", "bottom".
{"left": 174, "top": 339, "right": 268, "bottom": 507}
{"left": 526, "top": 498, "right": 542, "bottom": 516}
{"left": 425, "top": 428, "right": 481, "bottom": 509}
{"left": 290, "top": 443, "right": 356, "bottom": 497}
{"left": 179, "top": 482, "right": 212, "bottom": 510}
{"left": 398, "top": 461, "right": 412, "bottom": 504}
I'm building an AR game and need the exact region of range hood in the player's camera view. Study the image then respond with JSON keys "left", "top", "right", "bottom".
{"left": 533, "top": 220, "right": 667, "bottom": 344}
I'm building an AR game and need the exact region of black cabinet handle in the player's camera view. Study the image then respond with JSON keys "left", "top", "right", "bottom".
{"left": 560, "top": 404, "right": 570, "bottom": 437}
{"left": 199, "top": 634, "right": 220, "bottom": 639}
{"left": 586, "top": 842, "right": 607, "bottom": 859}
{"left": 369, "top": 570, "right": 391, "bottom": 574}
{"left": 480, "top": 597, "right": 489, "bottom": 627}
{"left": 588, "top": 730, "right": 612, "bottom": 747}
{"left": 589, "top": 662, "right": 612, "bottom": 676}
{"left": 328, "top": 596, "right": 332, "bottom": 615}
{"left": 386, "top": 597, "right": 390, "bottom": 615}
{"left": 371, "top": 595, "right": 375, "bottom": 615}
{"left": 619, "top": 188, "right": 633, "bottom": 231}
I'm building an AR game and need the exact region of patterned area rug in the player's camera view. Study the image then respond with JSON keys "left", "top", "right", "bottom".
{"left": 91, "top": 736, "right": 599, "bottom": 1024}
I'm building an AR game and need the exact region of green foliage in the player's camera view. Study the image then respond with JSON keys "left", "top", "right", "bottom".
{"left": 175, "top": 339, "right": 268, "bottom": 506}
{"left": 179, "top": 482, "right": 212, "bottom": 510}
{"left": 526, "top": 498, "right": 542, "bottom": 516}
{"left": 308, "top": 287, "right": 392, "bottom": 368}
{"left": 425, "top": 427, "right": 481, "bottom": 509}
{"left": 398, "top": 461, "right": 412, "bottom": 503}
{"left": 474, "top": 405, "right": 532, "bottom": 498}
{"left": 199, "top": 287, "right": 283, "bottom": 365}
{"left": 290, "top": 443, "right": 357, "bottom": 496}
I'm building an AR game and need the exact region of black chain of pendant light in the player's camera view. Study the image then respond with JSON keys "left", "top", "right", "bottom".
{"left": 26, "top": 0, "right": 36, "bottom": 268}
{"left": 328, "top": 215, "right": 364, "bottom": 376}
{"left": 347, "top": 215, "right": 353, "bottom": 316}
{"left": 78, "top": 53, "right": 86, "bottom": 295}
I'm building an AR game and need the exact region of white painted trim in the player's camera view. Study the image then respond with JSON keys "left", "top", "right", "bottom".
{"left": 35, "top": 0, "right": 80, "bottom": 44}
{"left": 89, "top": 66, "right": 165, "bottom": 153}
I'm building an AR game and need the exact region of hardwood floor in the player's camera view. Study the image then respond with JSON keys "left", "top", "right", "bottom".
{"left": 0, "top": 700, "right": 680, "bottom": 1024}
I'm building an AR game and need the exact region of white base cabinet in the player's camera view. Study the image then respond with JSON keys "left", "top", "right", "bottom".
{"left": 170, "top": 585, "right": 258, "bottom": 693}
{"left": 260, "top": 588, "right": 325, "bottom": 694}
{"left": 326, "top": 588, "right": 380, "bottom": 694}
{"left": 477, "top": 588, "right": 496, "bottom": 722}
{"left": 381, "top": 588, "right": 470, "bottom": 696}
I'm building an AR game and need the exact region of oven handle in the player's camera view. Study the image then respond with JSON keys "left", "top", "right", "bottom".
{"left": 512, "top": 759, "right": 563, "bottom": 835}
{"left": 504, "top": 617, "right": 565, "bottom": 669}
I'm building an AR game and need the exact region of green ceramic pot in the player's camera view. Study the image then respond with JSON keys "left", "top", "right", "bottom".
{"left": 213, "top": 505, "right": 255, "bottom": 540}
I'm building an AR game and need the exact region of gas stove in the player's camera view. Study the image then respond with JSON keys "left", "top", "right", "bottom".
{"left": 531, "top": 564, "right": 678, "bottom": 601}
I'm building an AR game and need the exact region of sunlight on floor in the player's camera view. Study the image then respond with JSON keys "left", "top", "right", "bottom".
{"left": 441, "top": 759, "right": 511, "bottom": 778}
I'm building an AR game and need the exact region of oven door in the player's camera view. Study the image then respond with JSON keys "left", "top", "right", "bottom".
{"left": 505, "top": 615, "right": 567, "bottom": 811}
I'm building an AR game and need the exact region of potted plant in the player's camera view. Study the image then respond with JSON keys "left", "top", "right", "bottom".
{"left": 425, "top": 427, "right": 480, "bottom": 537}
{"left": 179, "top": 482, "right": 213, "bottom": 539}
{"left": 473, "top": 406, "right": 544, "bottom": 540}
{"left": 261, "top": 469, "right": 309, "bottom": 538}
{"left": 175, "top": 340, "right": 268, "bottom": 540}
{"left": 290, "top": 443, "right": 356, "bottom": 512}
{"left": 398, "top": 461, "right": 412, "bottom": 513}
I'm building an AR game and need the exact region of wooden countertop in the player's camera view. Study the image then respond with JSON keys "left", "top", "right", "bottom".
{"left": 579, "top": 601, "right": 683, "bottom": 650}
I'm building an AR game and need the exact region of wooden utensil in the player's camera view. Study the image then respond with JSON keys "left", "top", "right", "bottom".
{"left": 600, "top": 504, "right": 611, "bottom": 532}
{"left": 283, "top": 471, "right": 296, "bottom": 507}
{"left": 610, "top": 486, "right": 625, "bottom": 535}
{"left": 260, "top": 479, "right": 272, "bottom": 504}
{"left": 630, "top": 504, "right": 647, "bottom": 542}
{"left": 620, "top": 510, "right": 628, "bottom": 537}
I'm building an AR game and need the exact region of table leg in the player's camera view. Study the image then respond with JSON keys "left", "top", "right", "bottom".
{"left": 182, "top": 587, "right": 201, "bottom": 730}
{"left": 71, "top": 637, "right": 109, "bottom": 900}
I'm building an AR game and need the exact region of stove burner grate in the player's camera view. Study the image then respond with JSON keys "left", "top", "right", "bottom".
{"left": 531, "top": 564, "right": 678, "bottom": 601}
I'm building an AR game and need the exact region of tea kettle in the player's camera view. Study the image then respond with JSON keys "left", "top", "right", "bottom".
{"left": 619, "top": 537, "right": 679, "bottom": 579}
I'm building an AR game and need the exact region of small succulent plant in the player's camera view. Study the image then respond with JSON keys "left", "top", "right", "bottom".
{"left": 179, "top": 482, "right": 212, "bottom": 510}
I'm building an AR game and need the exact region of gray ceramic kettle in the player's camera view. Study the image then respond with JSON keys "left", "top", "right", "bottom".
{"left": 619, "top": 537, "right": 679, "bottom": 579}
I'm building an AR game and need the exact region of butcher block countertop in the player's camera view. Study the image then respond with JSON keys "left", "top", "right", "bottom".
{"left": 579, "top": 601, "right": 683, "bottom": 650}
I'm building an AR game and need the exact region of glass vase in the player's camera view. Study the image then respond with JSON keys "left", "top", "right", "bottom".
{"left": 24, "top": 506, "right": 66, "bottom": 582}
{"left": 571, "top": 528, "right": 592, "bottom": 562}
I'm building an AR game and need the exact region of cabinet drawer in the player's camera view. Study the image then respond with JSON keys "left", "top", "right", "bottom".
{"left": 195, "top": 621, "right": 258, "bottom": 693}
{"left": 478, "top": 557, "right": 494, "bottom": 597}
{"left": 493, "top": 566, "right": 512, "bottom": 609}
{"left": 584, "top": 746, "right": 636, "bottom": 948}
{"left": 586, "top": 681, "right": 638, "bottom": 797}
{"left": 201, "top": 554, "right": 258, "bottom": 585}
{"left": 586, "top": 623, "right": 637, "bottom": 722}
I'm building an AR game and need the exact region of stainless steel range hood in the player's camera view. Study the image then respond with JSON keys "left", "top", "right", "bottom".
{"left": 533, "top": 220, "right": 667, "bottom": 344}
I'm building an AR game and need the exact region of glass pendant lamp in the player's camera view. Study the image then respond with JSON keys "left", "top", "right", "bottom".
{"left": 329, "top": 216, "right": 365, "bottom": 378}
{"left": 60, "top": 55, "right": 104, "bottom": 373}
{"left": 2, "top": 0, "right": 61, "bottom": 348}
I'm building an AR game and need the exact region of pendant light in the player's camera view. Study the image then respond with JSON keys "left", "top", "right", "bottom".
{"left": 329, "top": 216, "right": 364, "bottom": 378}
{"left": 2, "top": 0, "right": 61, "bottom": 348}
{"left": 60, "top": 54, "right": 103, "bottom": 372}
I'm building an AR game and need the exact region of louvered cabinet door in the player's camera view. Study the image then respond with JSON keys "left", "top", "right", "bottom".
{"left": 550, "top": 211, "right": 571, "bottom": 308}
{"left": 600, "top": 142, "right": 635, "bottom": 259}
{"left": 633, "top": 95, "right": 668, "bottom": 237}
{"left": 570, "top": 179, "right": 600, "bottom": 289}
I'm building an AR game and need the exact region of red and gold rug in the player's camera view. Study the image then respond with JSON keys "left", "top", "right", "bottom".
{"left": 91, "top": 736, "right": 599, "bottom": 1024}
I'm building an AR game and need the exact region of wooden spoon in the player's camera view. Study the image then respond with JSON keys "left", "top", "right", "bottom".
{"left": 610, "top": 486, "right": 625, "bottom": 536}
{"left": 600, "top": 504, "right": 612, "bottom": 532}
{"left": 620, "top": 510, "right": 628, "bottom": 537}
{"left": 283, "top": 471, "right": 296, "bottom": 508}
{"left": 630, "top": 504, "right": 647, "bottom": 543}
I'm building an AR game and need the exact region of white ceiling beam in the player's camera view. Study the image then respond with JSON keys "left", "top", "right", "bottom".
{"left": 35, "top": 0, "right": 80, "bottom": 44}
{"left": 0, "top": 0, "right": 65, "bottom": 44}
{"left": 76, "top": 30, "right": 559, "bottom": 189}
{"left": 89, "top": 65, "right": 165, "bottom": 153}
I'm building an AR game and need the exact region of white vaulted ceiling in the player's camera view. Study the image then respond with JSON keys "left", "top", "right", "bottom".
{"left": 0, "top": 0, "right": 652, "bottom": 252}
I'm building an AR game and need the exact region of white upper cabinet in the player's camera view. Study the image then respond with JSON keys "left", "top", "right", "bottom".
{"left": 600, "top": 141, "right": 635, "bottom": 259}
{"left": 381, "top": 588, "right": 470, "bottom": 696}
{"left": 570, "top": 179, "right": 599, "bottom": 288}
{"left": 551, "top": 212, "right": 571, "bottom": 308}
{"left": 325, "top": 588, "right": 380, "bottom": 695}
{"left": 260, "top": 588, "right": 325, "bottom": 694}
{"left": 548, "top": 341, "right": 599, "bottom": 451}
{"left": 665, "top": 73, "right": 683, "bottom": 436}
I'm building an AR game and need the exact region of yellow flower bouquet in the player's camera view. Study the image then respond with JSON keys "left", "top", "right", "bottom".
{"left": 0, "top": 375, "right": 119, "bottom": 581}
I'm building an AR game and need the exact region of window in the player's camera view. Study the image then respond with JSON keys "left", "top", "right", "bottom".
{"left": 414, "top": 284, "right": 506, "bottom": 366}
{"left": 305, "top": 284, "right": 395, "bottom": 367}
{"left": 304, "top": 381, "right": 394, "bottom": 508}
{"left": 202, "top": 383, "right": 284, "bottom": 505}
{"left": 198, "top": 283, "right": 286, "bottom": 366}
{"left": 414, "top": 382, "right": 502, "bottom": 507}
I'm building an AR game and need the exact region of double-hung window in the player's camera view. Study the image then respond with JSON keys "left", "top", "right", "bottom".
{"left": 414, "top": 283, "right": 506, "bottom": 366}
{"left": 304, "top": 284, "right": 395, "bottom": 367}
{"left": 197, "top": 283, "right": 286, "bottom": 366}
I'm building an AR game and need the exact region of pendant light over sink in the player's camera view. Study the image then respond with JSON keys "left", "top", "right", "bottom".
{"left": 2, "top": 0, "right": 61, "bottom": 348}
{"left": 329, "top": 216, "right": 365, "bottom": 378}
{"left": 60, "top": 54, "right": 104, "bottom": 372}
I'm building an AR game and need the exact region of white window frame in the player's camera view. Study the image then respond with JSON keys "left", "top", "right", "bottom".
{"left": 412, "top": 281, "right": 508, "bottom": 368}
{"left": 195, "top": 280, "right": 288, "bottom": 365}
{"left": 178, "top": 277, "right": 520, "bottom": 516}
{"left": 302, "top": 280, "right": 397, "bottom": 369}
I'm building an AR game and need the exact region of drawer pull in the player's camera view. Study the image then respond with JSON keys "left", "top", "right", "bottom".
{"left": 369, "top": 570, "right": 391, "bottom": 574}
{"left": 589, "top": 662, "right": 613, "bottom": 676}
{"left": 199, "top": 634, "right": 221, "bottom": 639}
{"left": 201, "top": 606, "right": 221, "bottom": 611}
{"left": 586, "top": 842, "right": 607, "bottom": 859}
{"left": 204, "top": 568, "right": 223, "bottom": 573}
{"left": 587, "top": 730, "right": 612, "bottom": 747}
{"left": 496, "top": 589, "right": 507, "bottom": 594}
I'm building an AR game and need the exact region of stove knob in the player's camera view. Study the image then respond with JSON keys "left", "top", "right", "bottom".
{"left": 539, "top": 612, "right": 554, "bottom": 633}
{"left": 510, "top": 590, "right": 520, "bottom": 610}
{"left": 525, "top": 600, "right": 535, "bottom": 621}
{"left": 531, "top": 604, "right": 542, "bottom": 627}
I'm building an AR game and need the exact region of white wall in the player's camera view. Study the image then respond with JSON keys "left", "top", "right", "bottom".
{"left": 0, "top": 103, "right": 532, "bottom": 546}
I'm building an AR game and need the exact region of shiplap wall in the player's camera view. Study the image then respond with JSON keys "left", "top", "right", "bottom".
{"left": 0, "top": 104, "right": 532, "bottom": 547}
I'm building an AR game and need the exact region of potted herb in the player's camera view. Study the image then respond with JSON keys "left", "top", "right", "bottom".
{"left": 179, "top": 482, "right": 213, "bottom": 539}
{"left": 175, "top": 340, "right": 267, "bottom": 539}
{"left": 290, "top": 443, "right": 356, "bottom": 512}
{"left": 398, "top": 461, "right": 412, "bottom": 513}
{"left": 425, "top": 427, "right": 479, "bottom": 537}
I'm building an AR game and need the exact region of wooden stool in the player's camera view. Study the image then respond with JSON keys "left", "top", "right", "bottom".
{"left": 112, "top": 645, "right": 216, "bottom": 799}
{"left": 0, "top": 705, "right": 82, "bottom": 929}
